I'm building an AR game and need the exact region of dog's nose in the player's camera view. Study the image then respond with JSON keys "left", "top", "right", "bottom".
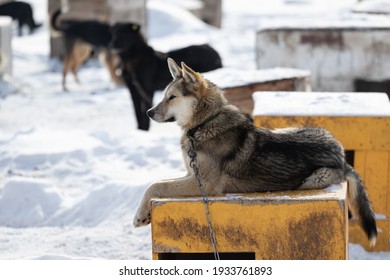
{"left": 147, "top": 108, "right": 154, "bottom": 119}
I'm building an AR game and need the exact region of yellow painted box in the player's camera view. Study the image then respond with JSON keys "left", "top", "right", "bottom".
{"left": 151, "top": 183, "right": 348, "bottom": 260}
{"left": 253, "top": 91, "right": 390, "bottom": 251}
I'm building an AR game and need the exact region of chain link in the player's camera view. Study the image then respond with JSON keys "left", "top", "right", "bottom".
{"left": 187, "top": 134, "right": 220, "bottom": 260}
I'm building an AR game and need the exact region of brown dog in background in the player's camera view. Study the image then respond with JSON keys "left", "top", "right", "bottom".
{"left": 50, "top": 9, "right": 121, "bottom": 91}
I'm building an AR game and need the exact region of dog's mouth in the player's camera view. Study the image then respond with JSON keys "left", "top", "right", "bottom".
{"left": 147, "top": 108, "right": 175, "bottom": 123}
{"left": 165, "top": 117, "right": 176, "bottom": 122}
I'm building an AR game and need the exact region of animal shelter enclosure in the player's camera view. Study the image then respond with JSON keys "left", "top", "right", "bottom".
{"left": 253, "top": 91, "right": 390, "bottom": 251}
{"left": 256, "top": 14, "right": 390, "bottom": 96}
{"left": 151, "top": 183, "right": 348, "bottom": 260}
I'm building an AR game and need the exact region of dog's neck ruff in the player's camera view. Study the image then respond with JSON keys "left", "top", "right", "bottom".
{"left": 186, "top": 111, "right": 221, "bottom": 139}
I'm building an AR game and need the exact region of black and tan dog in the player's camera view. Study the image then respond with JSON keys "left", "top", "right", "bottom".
{"left": 0, "top": 1, "right": 42, "bottom": 36}
{"left": 134, "top": 58, "right": 378, "bottom": 247}
{"left": 110, "top": 23, "right": 222, "bottom": 131}
{"left": 51, "top": 9, "right": 121, "bottom": 91}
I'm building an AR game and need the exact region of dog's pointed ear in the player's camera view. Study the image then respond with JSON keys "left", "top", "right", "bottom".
{"left": 181, "top": 62, "right": 197, "bottom": 83}
{"left": 167, "top": 58, "right": 182, "bottom": 80}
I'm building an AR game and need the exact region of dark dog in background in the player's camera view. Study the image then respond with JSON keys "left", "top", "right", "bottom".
{"left": 51, "top": 9, "right": 121, "bottom": 91}
{"left": 0, "top": 1, "right": 42, "bottom": 36}
{"left": 110, "top": 22, "right": 222, "bottom": 131}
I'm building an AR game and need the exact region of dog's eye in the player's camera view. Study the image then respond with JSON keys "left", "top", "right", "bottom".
{"left": 168, "top": 95, "right": 176, "bottom": 101}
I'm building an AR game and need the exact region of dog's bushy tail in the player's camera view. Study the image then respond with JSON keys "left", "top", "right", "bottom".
{"left": 345, "top": 163, "right": 377, "bottom": 246}
{"left": 50, "top": 9, "right": 62, "bottom": 32}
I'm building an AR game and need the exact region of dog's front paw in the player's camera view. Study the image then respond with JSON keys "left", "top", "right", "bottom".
{"left": 133, "top": 208, "right": 151, "bottom": 227}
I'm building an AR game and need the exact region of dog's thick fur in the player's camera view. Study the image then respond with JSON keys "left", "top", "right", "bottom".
{"left": 51, "top": 9, "right": 121, "bottom": 91}
{"left": 110, "top": 23, "right": 222, "bottom": 131}
{"left": 134, "top": 58, "right": 377, "bottom": 246}
{"left": 0, "top": 1, "right": 42, "bottom": 36}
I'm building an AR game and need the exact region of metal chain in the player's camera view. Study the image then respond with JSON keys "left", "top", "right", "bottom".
{"left": 187, "top": 134, "right": 220, "bottom": 260}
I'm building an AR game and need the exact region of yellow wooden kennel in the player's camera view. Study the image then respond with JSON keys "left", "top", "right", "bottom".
{"left": 151, "top": 183, "right": 348, "bottom": 260}
{"left": 253, "top": 91, "right": 390, "bottom": 251}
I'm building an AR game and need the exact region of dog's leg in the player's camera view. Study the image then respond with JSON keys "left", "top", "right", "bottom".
{"left": 133, "top": 175, "right": 201, "bottom": 227}
{"left": 71, "top": 43, "right": 91, "bottom": 85}
{"left": 100, "top": 51, "right": 122, "bottom": 85}
{"left": 299, "top": 167, "right": 345, "bottom": 190}
{"left": 62, "top": 56, "right": 71, "bottom": 91}
{"left": 122, "top": 69, "right": 151, "bottom": 130}
{"left": 17, "top": 20, "right": 23, "bottom": 36}
{"left": 69, "top": 58, "right": 80, "bottom": 85}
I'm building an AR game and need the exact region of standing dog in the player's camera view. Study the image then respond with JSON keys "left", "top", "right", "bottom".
{"left": 110, "top": 23, "right": 222, "bottom": 131}
{"left": 134, "top": 58, "right": 377, "bottom": 246}
{"left": 0, "top": 1, "right": 42, "bottom": 36}
{"left": 51, "top": 9, "right": 121, "bottom": 91}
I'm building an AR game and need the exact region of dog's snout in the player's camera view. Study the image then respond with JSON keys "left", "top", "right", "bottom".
{"left": 147, "top": 108, "right": 155, "bottom": 119}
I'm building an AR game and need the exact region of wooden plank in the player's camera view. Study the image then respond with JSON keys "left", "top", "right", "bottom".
{"left": 364, "top": 151, "right": 389, "bottom": 215}
{"left": 388, "top": 151, "right": 390, "bottom": 222}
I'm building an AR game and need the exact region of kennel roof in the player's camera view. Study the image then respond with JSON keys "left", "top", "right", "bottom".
{"left": 253, "top": 91, "right": 390, "bottom": 117}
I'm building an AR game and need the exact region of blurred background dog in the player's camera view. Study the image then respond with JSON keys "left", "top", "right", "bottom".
{"left": 0, "top": 1, "right": 42, "bottom": 35}
{"left": 50, "top": 8, "right": 121, "bottom": 91}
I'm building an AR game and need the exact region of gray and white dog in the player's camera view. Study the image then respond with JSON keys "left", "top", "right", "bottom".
{"left": 134, "top": 58, "right": 377, "bottom": 246}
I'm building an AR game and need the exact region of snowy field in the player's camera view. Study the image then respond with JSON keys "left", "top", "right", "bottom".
{"left": 0, "top": 0, "right": 389, "bottom": 260}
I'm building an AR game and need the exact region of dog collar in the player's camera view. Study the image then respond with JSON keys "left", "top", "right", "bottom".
{"left": 187, "top": 112, "right": 221, "bottom": 139}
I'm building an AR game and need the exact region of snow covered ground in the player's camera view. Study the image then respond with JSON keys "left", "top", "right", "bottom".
{"left": 0, "top": 0, "right": 389, "bottom": 260}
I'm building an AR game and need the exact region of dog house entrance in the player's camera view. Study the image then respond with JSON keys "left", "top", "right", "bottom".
{"left": 345, "top": 150, "right": 355, "bottom": 167}
{"left": 354, "top": 78, "right": 390, "bottom": 99}
{"left": 158, "top": 252, "right": 256, "bottom": 260}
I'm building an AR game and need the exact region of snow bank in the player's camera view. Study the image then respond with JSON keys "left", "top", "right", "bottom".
{"left": 0, "top": 178, "right": 62, "bottom": 227}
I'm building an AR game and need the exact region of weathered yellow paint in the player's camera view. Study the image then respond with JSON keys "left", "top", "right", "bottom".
{"left": 253, "top": 114, "right": 390, "bottom": 251}
{"left": 151, "top": 183, "right": 347, "bottom": 260}
{"left": 254, "top": 116, "right": 390, "bottom": 151}
{"left": 364, "top": 151, "right": 389, "bottom": 215}
{"left": 349, "top": 219, "right": 390, "bottom": 251}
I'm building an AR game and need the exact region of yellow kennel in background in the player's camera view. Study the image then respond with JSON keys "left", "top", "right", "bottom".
{"left": 253, "top": 91, "right": 390, "bottom": 251}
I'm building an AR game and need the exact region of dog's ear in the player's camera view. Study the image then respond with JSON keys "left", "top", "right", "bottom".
{"left": 181, "top": 62, "right": 197, "bottom": 84}
{"left": 167, "top": 58, "right": 182, "bottom": 80}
